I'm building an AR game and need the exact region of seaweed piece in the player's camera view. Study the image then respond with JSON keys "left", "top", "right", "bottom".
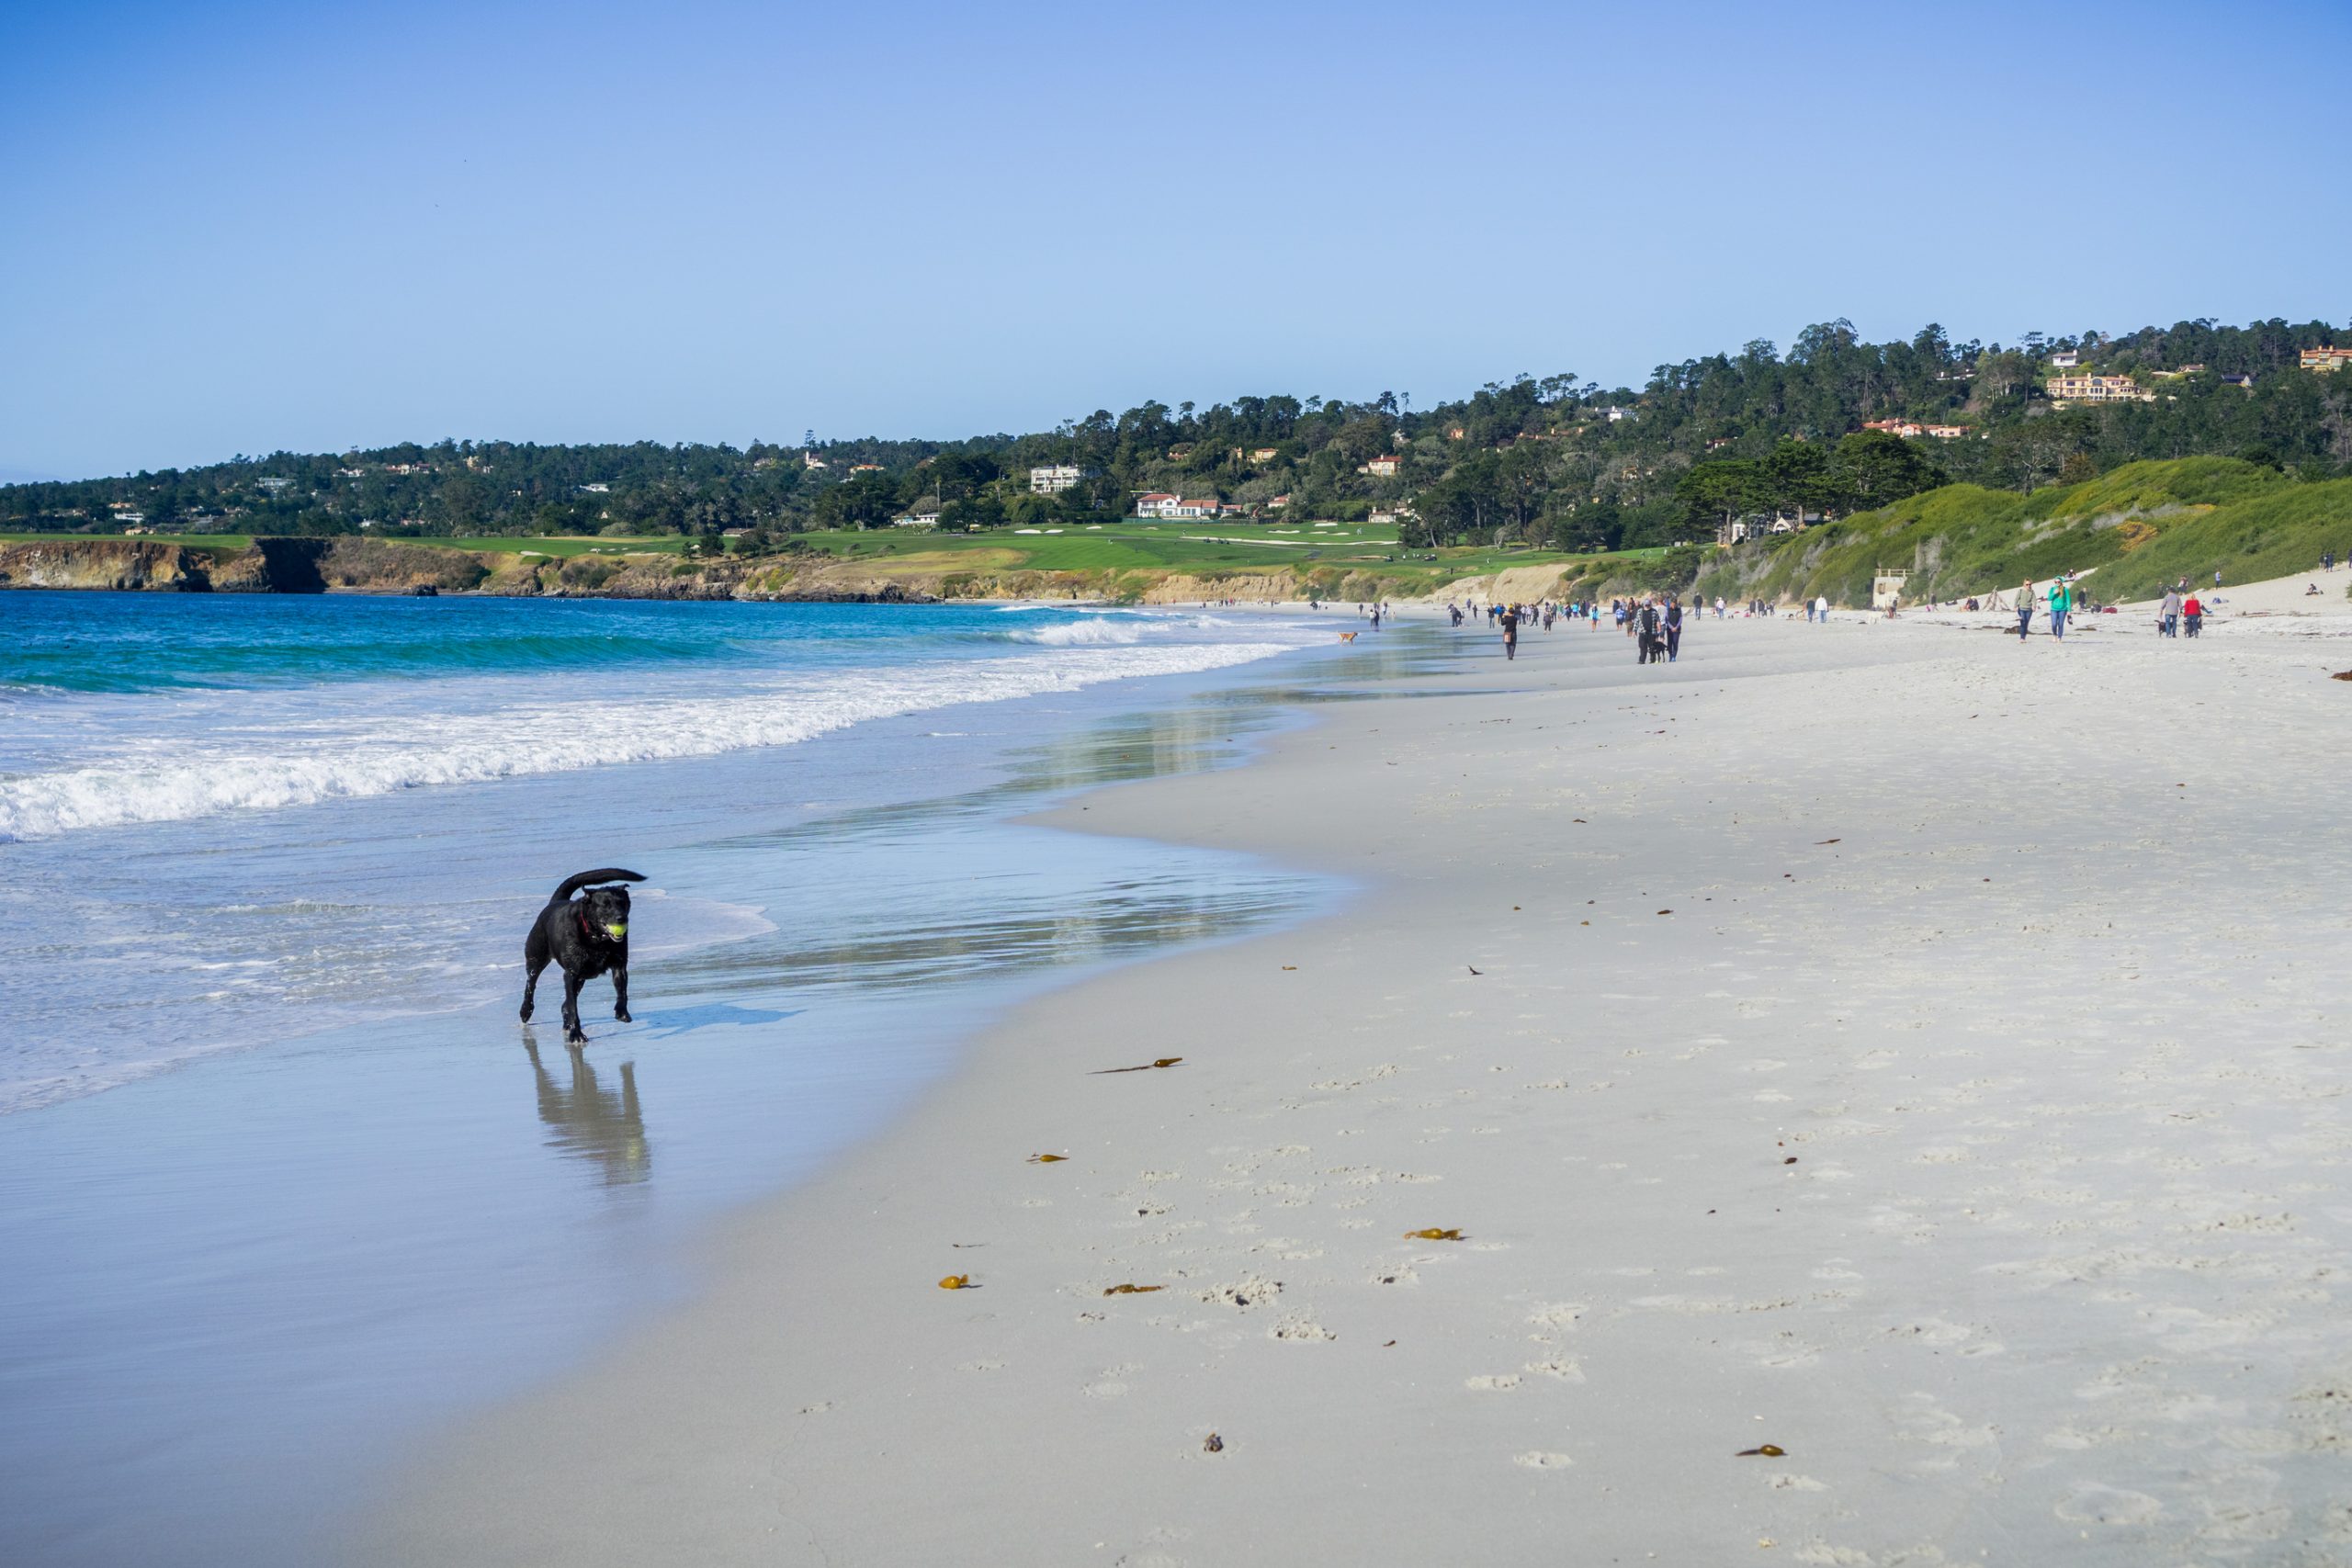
{"left": 1092, "top": 1057, "right": 1182, "bottom": 1075}
{"left": 1404, "top": 1228, "right": 1463, "bottom": 1241}
{"left": 938, "top": 1274, "right": 973, "bottom": 1290}
{"left": 1103, "top": 1282, "right": 1165, "bottom": 1296}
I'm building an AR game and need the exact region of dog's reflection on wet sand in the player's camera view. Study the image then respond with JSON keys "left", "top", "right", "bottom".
{"left": 523, "top": 1036, "right": 650, "bottom": 1186}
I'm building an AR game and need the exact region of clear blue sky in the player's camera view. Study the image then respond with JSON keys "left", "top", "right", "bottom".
{"left": 5, "top": 0, "right": 2346, "bottom": 479}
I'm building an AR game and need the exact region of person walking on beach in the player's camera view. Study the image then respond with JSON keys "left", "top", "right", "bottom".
{"left": 1813, "top": 593, "right": 1828, "bottom": 624}
{"left": 1499, "top": 604, "right": 1520, "bottom": 660}
{"left": 2182, "top": 592, "right": 2203, "bottom": 637}
{"left": 2045, "top": 576, "right": 2071, "bottom": 640}
{"left": 2159, "top": 586, "right": 2182, "bottom": 637}
{"left": 1634, "top": 597, "right": 1662, "bottom": 664}
{"left": 2016, "top": 580, "right": 2036, "bottom": 639}
{"left": 1664, "top": 596, "right": 1684, "bottom": 662}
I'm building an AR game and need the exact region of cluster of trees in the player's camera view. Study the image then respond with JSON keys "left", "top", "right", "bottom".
{"left": 7, "top": 316, "right": 2350, "bottom": 554}
{"left": 1672, "top": 431, "right": 1950, "bottom": 536}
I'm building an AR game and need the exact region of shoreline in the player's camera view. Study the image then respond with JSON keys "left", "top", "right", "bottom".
{"left": 354, "top": 609, "right": 2352, "bottom": 1565}
{"left": 0, "top": 621, "right": 1366, "bottom": 1568}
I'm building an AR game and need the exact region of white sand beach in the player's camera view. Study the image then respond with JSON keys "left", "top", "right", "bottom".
{"left": 354, "top": 608, "right": 2352, "bottom": 1566}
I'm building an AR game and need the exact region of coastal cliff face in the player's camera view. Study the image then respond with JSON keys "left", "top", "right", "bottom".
{"left": 0, "top": 536, "right": 1414, "bottom": 604}
{"left": 0, "top": 538, "right": 220, "bottom": 591}
{"left": 0, "top": 536, "right": 492, "bottom": 594}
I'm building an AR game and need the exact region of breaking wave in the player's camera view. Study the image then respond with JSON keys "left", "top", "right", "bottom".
{"left": 0, "top": 642, "right": 1291, "bottom": 839}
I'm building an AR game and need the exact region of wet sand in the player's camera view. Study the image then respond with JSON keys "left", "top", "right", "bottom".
{"left": 354, "top": 609, "right": 2352, "bottom": 1566}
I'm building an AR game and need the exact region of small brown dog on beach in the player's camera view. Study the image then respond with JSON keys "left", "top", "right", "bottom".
{"left": 1339, "top": 631, "right": 1358, "bottom": 643}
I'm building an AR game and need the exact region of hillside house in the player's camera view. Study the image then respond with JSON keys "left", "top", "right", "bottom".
{"left": 1866, "top": 418, "right": 1968, "bottom": 440}
{"left": 2047, "top": 374, "right": 2154, "bottom": 405}
{"left": 802, "top": 452, "right": 829, "bottom": 469}
{"left": 2301, "top": 347, "right": 2352, "bottom": 373}
{"left": 1359, "top": 455, "right": 1402, "bottom": 478}
{"left": 1133, "top": 493, "right": 1221, "bottom": 520}
{"left": 1030, "top": 464, "right": 1090, "bottom": 493}
{"left": 2049, "top": 350, "right": 2081, "bottom": 368}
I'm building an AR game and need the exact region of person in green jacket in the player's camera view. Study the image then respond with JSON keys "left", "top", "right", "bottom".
{"left": 2046, "top": 577, "right": 2072, "bottom": 640}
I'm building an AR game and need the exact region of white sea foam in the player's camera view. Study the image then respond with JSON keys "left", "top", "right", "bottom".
{"left": 1007, "top": 618, "right": 1155, "bottom": 646}
{"left": 0, "top": 642, "right": 1295, "bottom": 839}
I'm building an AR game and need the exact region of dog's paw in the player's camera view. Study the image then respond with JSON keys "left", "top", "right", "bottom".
{"left": 614, "top": 1010, "right": 632, "bottom": 1023}
{"left": 565, "top": 1027, "right": 588, "bottom": 1044}
{"left": 519, "top": 1004, "right": 534, "bottom": 1021}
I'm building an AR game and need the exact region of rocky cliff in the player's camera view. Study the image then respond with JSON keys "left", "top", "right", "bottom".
{"left": 0, "top": 536, "right": 1328, "bottom": 604}
{"left": 0, "top": 538, "right": 221, "bottom": 591}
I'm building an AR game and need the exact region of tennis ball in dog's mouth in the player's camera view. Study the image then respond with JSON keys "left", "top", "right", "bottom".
{"left": 605, "top": 923, "right": 627, "bottom": 938}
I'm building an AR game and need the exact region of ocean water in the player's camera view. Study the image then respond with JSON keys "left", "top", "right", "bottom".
{"left": 0, "top": 592, "right": 1326, "bottom": 1110}
{"left": 0, "top": 588, "right": 1390, "bottom": 1568}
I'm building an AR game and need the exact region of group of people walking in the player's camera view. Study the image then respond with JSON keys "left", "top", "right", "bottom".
{"left": 1447, "top": 594, "right": 1686, "bottom": 664}
{"left": 2012, "top": 572, "right": 2204, "bottom": 640}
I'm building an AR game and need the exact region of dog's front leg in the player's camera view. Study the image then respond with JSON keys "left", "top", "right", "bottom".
{"left": 561, "top": 970, "right": 587, "bottom": 1043}
{"left": 611, "top": 964, "right": 631, "bottom": 1023}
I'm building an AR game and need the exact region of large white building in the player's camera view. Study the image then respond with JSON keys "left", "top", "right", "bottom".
{"left": 1029, "top": 464, "right": 1091, "bottom": 494}
{"left": 1134, "top": 492, "right": 1221, "bottom": 519}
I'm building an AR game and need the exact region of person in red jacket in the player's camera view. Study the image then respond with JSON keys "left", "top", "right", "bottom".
{"left": 2181, "top": 593, "right": 2203, "bottom": 637}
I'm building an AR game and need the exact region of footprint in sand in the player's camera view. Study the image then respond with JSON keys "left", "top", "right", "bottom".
{"left": 2055, "top": 1484, "right": 2162, "bottom": 1525}
{"left": 1513, "top": 1451, "right": 1574, "bottom": 1470}
{"left": 1084, "top": 1363, "right": 1141, "bottom": 1399}
{"left": 1465, "top": 1374, "right": 1521, "bottom": 1392}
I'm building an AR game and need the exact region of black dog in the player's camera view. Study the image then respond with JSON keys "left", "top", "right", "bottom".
{"left": 521, "top": 869, "right": 646, "bottom": 1043}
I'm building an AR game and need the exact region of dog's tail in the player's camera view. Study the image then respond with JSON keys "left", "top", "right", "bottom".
{"left": 548, "top": 868, "right": 647, "bottom": 904}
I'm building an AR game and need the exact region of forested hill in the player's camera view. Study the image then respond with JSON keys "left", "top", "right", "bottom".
{"left": 7, "top": 315, "right": 2349, "bottom": 555}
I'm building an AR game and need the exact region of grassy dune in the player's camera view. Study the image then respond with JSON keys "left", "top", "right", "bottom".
{"left": 1696, "top": 459, "right": 2352, "bottom": 607}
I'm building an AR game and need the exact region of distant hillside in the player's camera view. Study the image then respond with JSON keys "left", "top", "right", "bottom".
{"left": 1694, "top": 458, "right": 2352, "bottom": 607}
{"left": 5, "top": 314, "right": 2348, "bottom": 559}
